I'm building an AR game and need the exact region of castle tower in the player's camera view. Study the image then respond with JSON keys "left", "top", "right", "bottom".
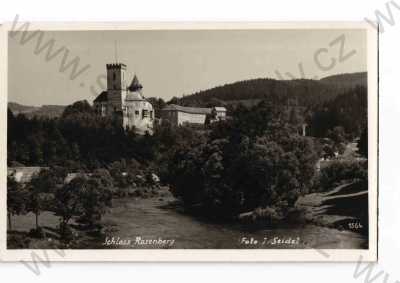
{"left": 106, "top": 63, "right": 127, "bottom": 114}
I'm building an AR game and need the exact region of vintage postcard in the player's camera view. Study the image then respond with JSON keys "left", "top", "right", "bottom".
{"left": 0, "top": 21, "right": 378, "bottom": 261}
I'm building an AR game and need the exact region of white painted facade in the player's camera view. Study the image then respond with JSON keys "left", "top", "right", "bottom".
{"left": 161, "top": 104, "right": 227, "bottom": 126}
{"left": 176, "top": 111, "right": 207, "bottom": 125}
{"left": 123, "top": 92, "right": 154, "bottom": 135}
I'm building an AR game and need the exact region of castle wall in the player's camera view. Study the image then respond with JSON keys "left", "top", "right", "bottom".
{"left": 123, "top": 100, "right": 154, "bottom": 135}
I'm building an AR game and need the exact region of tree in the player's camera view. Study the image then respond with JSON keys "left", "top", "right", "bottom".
{"left": 55, "top": 176, "right": 86, "bottom": 227}
{"left": 288, "top": 106, "right": 303, "bottom": 126}
{"left": 27, "top": 169, "right": 60, "bottom": 231}
{"left": 70, "top": 142, "right": 80, "bottom": 160}
{"left": 327, "top": 126, "right": 346, "bottom": 145}
{"left": 7, "top": 176, "right": 28, "bottom": 230}
{"left": 26, "top": 186, "right": 45, "bottom": 231}
{"left": 109, "top": 160, "right": 131, "bottom": 195}
{"left": 168, "top": 96, "right": 180, "bottom": 105}
{"left": 61, "top": 100, "right": 94, "bottom": 119}
{"left": 233, "top": 133, "right": 318, "bottom": 210}
{"left": 326, "top": 126, "right": 348, "bottom": 155}
{"left": 147, "top": 97, "right": 166, "bottom": 118}
{"left": 80, "top": 169, "right": 113, "bottom": 226}
{"left": 30, "top": 169, "right": 62, "bottom": 194}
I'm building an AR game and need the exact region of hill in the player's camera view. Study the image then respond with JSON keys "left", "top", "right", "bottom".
{"left": 8, "top": 102, "right": 65, "bottom": 118}
{"left": 319, "top": 72, "right": 367, "bottom": 87}
{"left": 8, "top": 72, "right": 366, "bottom": 119}
{"left": 174, "top": 72, "right": 367, "bottom": 108}
{"left": 7, "top": 102, "right": 38, "bottom": 114}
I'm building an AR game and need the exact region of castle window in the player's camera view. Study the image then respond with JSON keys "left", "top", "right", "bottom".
{"left": 135, "top": 110, "right": 139, "bottom": 116}
{"left": 142, "top": 109, "right": 149, "bottom": 119}
{"left": 150, "top": 111, "right": 153, "bottom": 119}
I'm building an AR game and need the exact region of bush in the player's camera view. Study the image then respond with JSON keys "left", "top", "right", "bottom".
{"left": 318, "top": 160, "right": 367, "bottom": 192}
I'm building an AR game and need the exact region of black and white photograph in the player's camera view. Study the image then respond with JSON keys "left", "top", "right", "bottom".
{"left": 2, "top": 22, "right": 378, "bottom": 261}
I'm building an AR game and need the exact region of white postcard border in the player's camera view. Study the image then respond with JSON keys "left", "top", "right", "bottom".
{"left": 0, "top": 21, "right": 378, "bottom": 262}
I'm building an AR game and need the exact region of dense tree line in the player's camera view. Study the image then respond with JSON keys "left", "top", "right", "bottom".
{"left": 172, "top": 73, "right": 366, "bottom": 109}
{"left": 308, "top": 85, "right": 367, "bottom": 139}
{"left": 8, "top": 99, "right": 215, "bottom": 174}
{"left": 8, "top": 77, "right": 367, "bottom": 170}
{"left": 8, "top": 101, "right": 159, "bottom": 169}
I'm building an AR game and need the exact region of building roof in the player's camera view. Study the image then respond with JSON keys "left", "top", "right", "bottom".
{"left": 128, "top": 75, "right": 143, "bottom": 92}
{"left": 94, "top": 91, "right": 108, "bottom": 103}
{"left": 7, "top": 167, "right": 49, "bottom": 183}
{"left": 213, "top": 107, "right": 227, "bottom": 112}
{"left": 162, "top": 104, "right": 212, "bottom": 115}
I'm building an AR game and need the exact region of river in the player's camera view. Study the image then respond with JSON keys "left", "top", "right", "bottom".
{"left": 96, "top": 197, "right": 368, "bottom": 250}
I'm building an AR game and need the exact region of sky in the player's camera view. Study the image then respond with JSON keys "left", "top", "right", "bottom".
{"left": 8, "top": 29, "right": 366, "bottom": 106}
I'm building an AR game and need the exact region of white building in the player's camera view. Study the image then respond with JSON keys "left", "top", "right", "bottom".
{"left": 93, "top": 63, "right": 154, "bottom": 135}
{"left": 212, "top": 107, "right": 227, "bottom": 121}
{"left": 161, "top": 104, "right": 227, "bottom": 126}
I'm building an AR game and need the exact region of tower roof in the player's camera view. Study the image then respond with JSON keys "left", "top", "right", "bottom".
{"left": 162, "top": 104, "right": 212, "bottom": 115}
{"left": 128, "top": 75, "right": 143, "bottom": 91}
{"left": 128, "top": 75, "right": 143, "bottom": 92}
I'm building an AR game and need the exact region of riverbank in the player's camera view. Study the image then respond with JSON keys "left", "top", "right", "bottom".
{"left": 295, "top": 181, "right": 368, "bottom": 234}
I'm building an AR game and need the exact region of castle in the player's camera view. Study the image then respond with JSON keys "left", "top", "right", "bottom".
{"left": 93, "top": 63, "right": 154, "bottom": 135}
